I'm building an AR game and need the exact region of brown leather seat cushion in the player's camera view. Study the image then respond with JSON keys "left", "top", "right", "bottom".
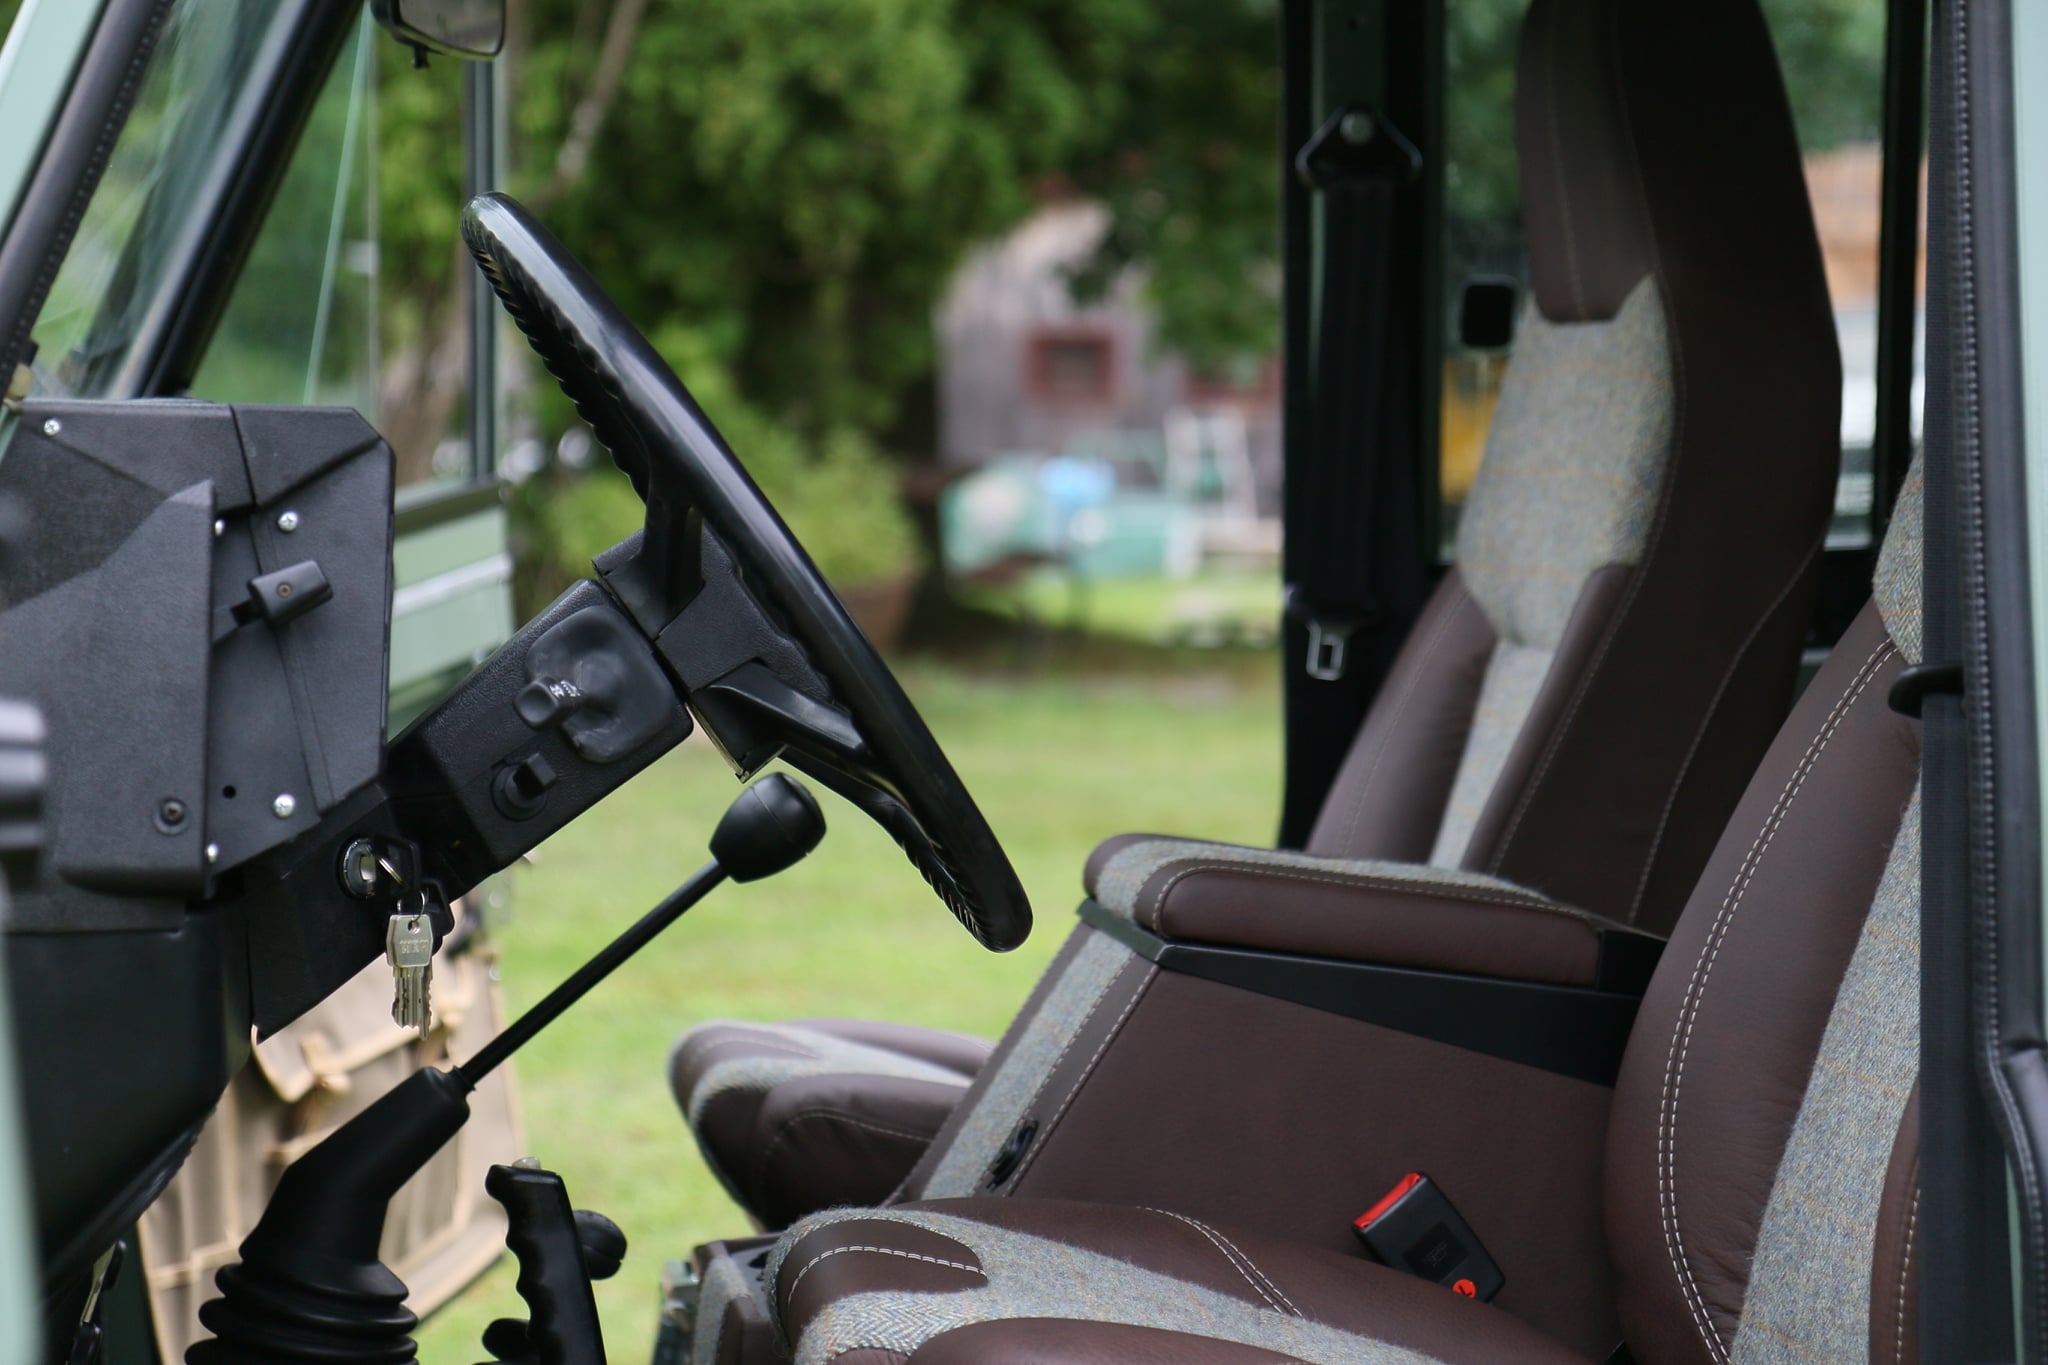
{"left": 672, "top": 1019, "right": 990, "bottom": 1228}
{"left": 773, "top": 1198, "right": 1590, "bottom": 1365}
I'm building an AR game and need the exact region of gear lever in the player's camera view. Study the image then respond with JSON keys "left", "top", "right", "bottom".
{"left": 189, "top": 773, "right": 826, "bottom": 1365}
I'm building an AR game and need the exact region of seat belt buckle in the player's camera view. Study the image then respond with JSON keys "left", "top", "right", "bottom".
{"left": 1352, "top": 1172, "right": 1504, "bottom": 1302}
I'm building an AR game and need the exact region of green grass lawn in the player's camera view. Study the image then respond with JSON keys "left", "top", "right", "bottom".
{"left": 958, "top": 570, "right": 1281, "bottom": 648}
{"left": 413, "top": 652, "right": 1281, "bottom": 1359}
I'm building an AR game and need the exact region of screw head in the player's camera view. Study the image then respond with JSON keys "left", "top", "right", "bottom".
{"left": 272, "top": 793, "right": 297, "bottom": 819}
{"left": 205, "top": 843, "right": 219, "bottom": 864}
{"left": 40, "top": 418, "right": 59, "bottom": 437}
{"left": 1339, "top": 110, "right": 1376, "bottom": 144}
{"left": 276, "top": 510, "right": 300, "bottom": 533}
{"left": 158, "top": 797, "right": 187, "bottom": 826}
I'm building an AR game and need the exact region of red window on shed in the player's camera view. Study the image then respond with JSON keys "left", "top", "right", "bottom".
{"left": 1026, "top": 329, "right": 1117, "bottom": 404}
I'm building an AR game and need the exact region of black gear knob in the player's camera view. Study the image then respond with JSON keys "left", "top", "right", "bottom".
{"left": 709, "top": 772, "right": 825, "bottom": 881}
{"left": 574, "top": 1208, "right": 627, "bottom": 1280}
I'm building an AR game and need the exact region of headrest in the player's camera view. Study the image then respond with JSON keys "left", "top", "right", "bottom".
{"left": 1514, "top": 0, "right": 1816, "bottom": 325}
{"left": 1515, "top": 0, "right": 1653, "bottom": 322}
{"left": 1874, "top": 454, "right": 1925, "bottom": 666}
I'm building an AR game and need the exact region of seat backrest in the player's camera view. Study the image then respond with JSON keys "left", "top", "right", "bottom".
{"left": 1605, "top": 457, "right": 1924, "bottom": 1365}
{"left": 1306, "top": 0, "right": 1841, "bottom": 933}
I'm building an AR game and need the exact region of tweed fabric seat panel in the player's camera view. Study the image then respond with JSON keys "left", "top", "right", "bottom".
{"left": 1872, "top": 457, "right": 1925, "bottom": 666}
{"left": 679, "top": 1023, "right": 970, "bottom": 1126}
{"left": 1720, "top": 451, "right": 1924, "bottom": 1363}
{"left": 1428, "top": 641, "right": 1555, "bottom": 866}
{"left": 917, "top": 931, "right": 1140, "bottom": 1198}
{"left": 769, "top": 1207, "right": 1450, "bottom": 1365}
{"left": 691, "top": 1251, "right": 754, "bottom": 1365}
{"left": 1729, "top": 793, "right": 1920, "bottom": 1364}
{"left": 1454, "top": 278, "right": 1674, "bottom": 650}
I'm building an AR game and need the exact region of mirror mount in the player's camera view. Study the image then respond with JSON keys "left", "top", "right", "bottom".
{"left": 371, "top": 0, "right": 506, "bottom": 62}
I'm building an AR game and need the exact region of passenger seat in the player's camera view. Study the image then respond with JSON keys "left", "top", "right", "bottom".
{"left": 725, "top": 451, "right": 1931, "bottom": 1365}
{"left": 671, "top": 0, "right": 1843, "bottom": 1231}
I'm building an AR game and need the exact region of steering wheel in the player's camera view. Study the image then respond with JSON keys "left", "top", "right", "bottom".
{"left": 461, "top": 192, "right": 1030, "bottom": 952}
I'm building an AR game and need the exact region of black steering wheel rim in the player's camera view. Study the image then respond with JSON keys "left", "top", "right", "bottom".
{"left": 461, "top": 192, "right": 1030, "bottom": 952}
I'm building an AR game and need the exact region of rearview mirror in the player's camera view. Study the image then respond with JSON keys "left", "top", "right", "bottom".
{"left": 372, "top": 0, "right": 505, "bottom": 60}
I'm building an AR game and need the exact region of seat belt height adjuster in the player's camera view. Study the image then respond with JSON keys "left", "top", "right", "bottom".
{"left": 1306, "top": 618, "right": 1351, "bottom": 681}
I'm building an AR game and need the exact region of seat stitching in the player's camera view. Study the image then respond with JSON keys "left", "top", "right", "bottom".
{"left": 1896, "top": 1189, "right": 1919, "bottom": 1365}
{"left": 1141, "top": 1207, "right": 1301, "bottom": 1316}
{"left": 784, "top": 1243, "right": 981, "bottom": 1301}
{"left": 893, "top": 946, "right": 1083, "bottom": 1205}
{"left": 1198, "top": 1222, "right": 1304, "bottom": 1320}
{"left": 1008, "top": 965, "right": 1159, "bottom": 1187}
{"left": 1659, "top": 640, "right": 1891, "bottom": 1360}
{"left": 1010, "top": 947, "right": 1131, "bottom": 1115}
{"left": 1657, "top": 639, "right": 1893, "bottom": 1363}
{"left": 1330, "top": 582, "right": 1472, "bottom": 853}
{"left": 1140, "top": 863, "right": 1574, "bottom": 938}
{"left": 945, "top": 943, "right": 1140, "bottom": 1197}
{"left": 749, "top": 1108, "right": 949, "bottom": 1196}
{"left": 1626, "top": 536, "right": 1825, "bottom": 920}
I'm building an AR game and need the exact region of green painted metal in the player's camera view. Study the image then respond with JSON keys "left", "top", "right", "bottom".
{"left": 389, "top": 502, "right": 514, "bottom": 730}
{"left": 2018, "top": 0, "right": 2048, "bottom": 1052}
{"left": 2013, "top": 0, "right": 2048, "bottom": 1336}
{"left": 0, "top": 0, "right": 106, "bottom": 240}
{"left": 394, "top": 496, "right": 508, "bottom": 583}
{"left": 0, "top": 911, "right": 36, "bottom": 1365}
{"left": 0, "top": 6, "right": 99, "bottom": 1353}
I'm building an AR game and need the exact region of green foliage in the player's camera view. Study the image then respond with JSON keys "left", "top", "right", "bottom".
{"left": 766, "top": 427, "right": 926, "bottom": 585}
{"left": 1062, "top": 1, "right": 1282, "bottom": 373}
{"left": 374, "top": 33, "right": 469, "bottom": 366}
{"left": 491, "top": 0, "right": 1276, "bottom": 437}
{"left": 1757, "top": 0, "right": 1889, "bottom": 150}
{"left": 1444, "top": 0, "right": 1525, "bottom": 275}
{"left": 362, "top": 0, "right": 1275, "bottom": 592}
{"left": 509, "top": 360, "right": 923, "bottom": 615}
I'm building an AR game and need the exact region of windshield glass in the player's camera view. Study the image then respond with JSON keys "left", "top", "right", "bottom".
{"left": 29, "top": 0, "right": 291, "bottom": 399}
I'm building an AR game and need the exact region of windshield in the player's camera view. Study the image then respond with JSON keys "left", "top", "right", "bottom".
{"left": 29, "top": 0, "right": 293, "bottom": 399}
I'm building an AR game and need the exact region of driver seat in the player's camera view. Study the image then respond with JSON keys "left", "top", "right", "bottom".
{"left": 672, "top": 0, "right": 1842, "bottom": 1231}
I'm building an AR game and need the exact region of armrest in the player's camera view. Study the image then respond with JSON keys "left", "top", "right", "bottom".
{"left": 1085, "top": 836, "right": 1662, "bottom": 994}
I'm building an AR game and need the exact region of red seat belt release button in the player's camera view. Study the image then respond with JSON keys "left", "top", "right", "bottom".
{"left": 1352, "top": 1171, "right": 1504, "bottom": 1302}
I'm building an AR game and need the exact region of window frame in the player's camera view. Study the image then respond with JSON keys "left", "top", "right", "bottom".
{"left": 71, "top": 0, "right": 504, "bottom": 503}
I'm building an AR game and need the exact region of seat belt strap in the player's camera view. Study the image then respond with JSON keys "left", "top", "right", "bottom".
{"left": 1286, "top": 106, "right": 1419, "bottom": 683}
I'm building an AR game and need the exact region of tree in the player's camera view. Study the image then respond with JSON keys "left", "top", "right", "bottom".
{"left": 494, "top": 0, "right": 1276, "bottom": 444}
